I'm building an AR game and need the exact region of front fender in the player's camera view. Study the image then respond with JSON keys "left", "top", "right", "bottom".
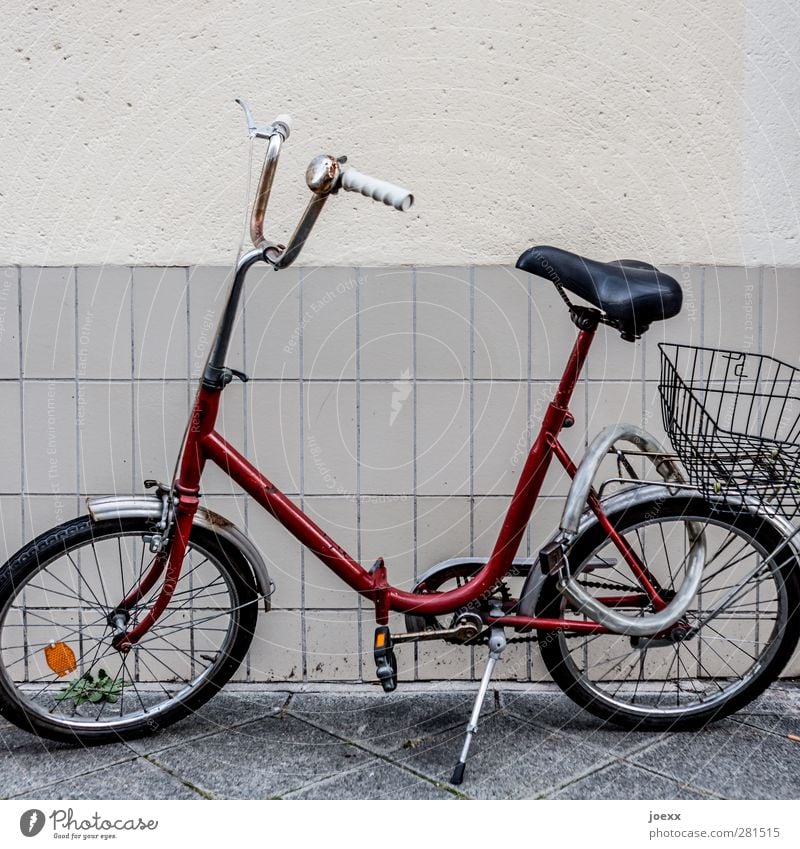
{"left": 517, "top": 483, "right": 800, "bottom": 617}
{"left": 86, "top": 495, "right": 274, "bottom": 611}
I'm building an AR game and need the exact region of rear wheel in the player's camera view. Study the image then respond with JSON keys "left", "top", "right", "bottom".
{"left": 536, "top": 497, "right": 800, "bottom": 730}
{"left": 0, "top": 516, "right": 258, "bottom": 744}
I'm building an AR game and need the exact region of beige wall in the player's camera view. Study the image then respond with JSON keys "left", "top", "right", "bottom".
{"left": 1, "top": 1, "right": 799, "bottom": 266}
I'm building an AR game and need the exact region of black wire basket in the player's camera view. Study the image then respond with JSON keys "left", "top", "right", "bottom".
{"left": 659, "top": 343, "right": 800, "bottom": 515}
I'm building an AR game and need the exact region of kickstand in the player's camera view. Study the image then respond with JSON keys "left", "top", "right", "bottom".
{"left": 450, "top": 624, "right": 507, "bottom": 786}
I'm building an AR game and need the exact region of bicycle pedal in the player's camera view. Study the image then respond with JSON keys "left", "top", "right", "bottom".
{"left": 373, "top": 626, "right": 398, "bottom": 692}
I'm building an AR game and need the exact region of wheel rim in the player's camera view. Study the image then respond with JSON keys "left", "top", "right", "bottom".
{"left": 0, "top": 525, "right": 242, "bottom": 734}
{"left": 553, "top": 512, "right": 790, "bottom": 719}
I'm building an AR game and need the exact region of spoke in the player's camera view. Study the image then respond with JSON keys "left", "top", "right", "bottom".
{"left": 700, "top": 540, "right": 759, "bottom": 588}
{"left": 90, "top": 540, "right": 110, "bottom": 608}
{"left": 65, "top": 552, "right": 106, "bottom": 610}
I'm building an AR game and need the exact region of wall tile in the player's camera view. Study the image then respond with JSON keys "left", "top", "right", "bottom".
{"left": 301, "top": 267, "right": 358, "bottom": 379}
{"left": 416, "top": 382, "right": 470, "bottom": 495}
{"left": 0, "top": 383, "right": 21, "bottom": 494}
{"left": 76, "top": 266, "right": 132, "bottom": 380}
{"left": 360, "top": 380, "right": 414, "bottom": 495}
{"left": 358, "top": 268, "right": 414, "bottom": 380}
{"left": 473, "top": 266, "right": 529, "bottom": 379}
{"left": 244, "top": 266, "right": 300, "bottom": 380}
{"left": 77, "top": 382, "right": 134, "bottom": 493}
{"left": 0, "top": 268, "right": 20, "bottom": 379}
{"left": 133, "top": 267, "right": 188, "bottom": 379}
{"left": 303, "top": 381, "right": 357, "bottom": 496}
{"left": 415, "top": 267, "right": 470, "bottom": 379}
{"left": 21, "top": 267, "right": 75, "bottom": 378}
{"left": 22, "top": 381, "right": 77, "bottom": 494}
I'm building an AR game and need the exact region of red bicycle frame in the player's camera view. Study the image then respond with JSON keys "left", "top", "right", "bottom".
{"left": 115, "top": 304, "right": 663, "bottom": 651}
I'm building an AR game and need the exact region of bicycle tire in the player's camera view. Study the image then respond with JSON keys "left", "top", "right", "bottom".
{"left": 536, "top": 495, "right": 800, "bottom": 730}
{"left": 0, "top": 515, "right": 259, "bottom": 744}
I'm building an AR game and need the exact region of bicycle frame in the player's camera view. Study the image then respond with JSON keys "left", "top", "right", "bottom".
{"left": 112, "top": 249, "right": 664, "bottom": 651}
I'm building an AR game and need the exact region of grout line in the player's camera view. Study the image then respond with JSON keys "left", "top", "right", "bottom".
{"left": 526, "top": 268, "right": 533, "bottom": 679}
{"left": 283, "top": 706, "right": 470, "bottom": 799}
{"left": 130, "top": 267, "right": 137, "bottom": 488}
{"left": 73, "top": 268, "right": 81, "bottom": 517}
{"left": 411, "top": 267, "right": 419, "bottom": 680}
{"left": 17, "top": 267, "right": 26, "bottom": 535}
{"left": 241, "top": 266, "right": 252, "bottom": 681}
{"left": 298, "top": 267, "right": 307, "bottom": 682}
{"left": 141, "top": 754, "right": 216, "bottom": 799}
{"left": 468, "top": 266, "right": 476, "bottom": 679}
{"left": 355, "top": 266, "right": 364, "bottom": 683}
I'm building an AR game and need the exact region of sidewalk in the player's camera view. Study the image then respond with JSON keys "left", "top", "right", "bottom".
{"left": 2, "top": 683, "right": 798, "bottom": 800}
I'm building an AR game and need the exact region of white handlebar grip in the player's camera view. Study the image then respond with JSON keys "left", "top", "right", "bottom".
{"left": 273, "top": 114, "right": 292, "bottom": 139}
{"left": 340, "top": 167, "right": 414, "bottom": 211}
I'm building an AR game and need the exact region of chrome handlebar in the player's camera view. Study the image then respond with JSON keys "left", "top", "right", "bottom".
{"left": 237, "top": 98, "right": 413, "bottom": 270}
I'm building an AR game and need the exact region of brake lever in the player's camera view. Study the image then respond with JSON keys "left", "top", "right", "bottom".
{"left": 236, "top": 98, "right": 291, "bottom": 141}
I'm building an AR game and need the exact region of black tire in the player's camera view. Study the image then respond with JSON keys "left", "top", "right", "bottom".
{"left": 536, "top": 496, "right": 800, "bottom": 730}
{"left": 0, "top": 515, "right": 259, "bottom": 745}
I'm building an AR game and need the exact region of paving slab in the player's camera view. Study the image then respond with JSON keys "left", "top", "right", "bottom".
{"left": 285, "top": 759, "right": 456, "bottom": 800}
{"left": 631, "top": 720, "right": 800, "bottom": 799}
{"left": 500, "top": 690, "right": 665, "bottom": 755}
{"left": 127, "top": 690, "right": 290, "bottom": 755}
{"left": 392, "top": 709, "right": 617, "bottom": 799}
{"left": 549, "top": 761, "right": 713, "bottom": 800}
{"left": 0, "top": 724, "right": 134, "bottom": 800}
{"left": 288, "top": 690, "right": 483, "bottom": 755}
{"left": 149, "top": 712, "right": 370, "bottom": 799}
{"left": 11, "top": 756, "right": 199, "bottom": 800}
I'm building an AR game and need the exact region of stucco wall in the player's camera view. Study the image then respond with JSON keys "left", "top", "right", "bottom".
{"left": 1, "top": 0, "right": 798, "bottom": 267}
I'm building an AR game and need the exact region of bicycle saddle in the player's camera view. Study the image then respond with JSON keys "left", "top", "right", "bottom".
{"left": 516, "top": 245, "right": 682, "bottom": 340}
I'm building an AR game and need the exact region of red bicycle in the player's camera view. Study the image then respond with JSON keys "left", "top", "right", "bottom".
{"left": 2, "top": 102, "right": 799, "bottom": 785}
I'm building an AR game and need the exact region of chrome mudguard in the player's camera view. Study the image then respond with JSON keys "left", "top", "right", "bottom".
{"left": 86, "top": 495, "right": 274, "bottom": 611}
{"left": 517, "top": 482, "right": 800, "bottom": 618}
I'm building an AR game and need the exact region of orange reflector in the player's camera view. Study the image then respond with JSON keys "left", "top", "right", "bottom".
{"left": 44, "top": 642, "right": 77, "bottom": 677}
{"left": 375, "top": 631, "right": 386, "bottom": 648}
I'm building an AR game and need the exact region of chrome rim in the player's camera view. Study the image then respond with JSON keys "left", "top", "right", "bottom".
{"left": 556, "top": 513, "right": 789, "bottom": 718}
{"left": 0, "top": 527, "right": 240, "bottom": 732}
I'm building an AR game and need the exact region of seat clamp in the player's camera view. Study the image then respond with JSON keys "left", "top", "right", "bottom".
{"left": 569, "top": 306, "right": 603, "bottom": 332}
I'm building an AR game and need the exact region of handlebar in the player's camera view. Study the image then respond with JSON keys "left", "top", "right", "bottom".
{"left": 237, "top": 98, "right": 413, "bottom": 269}
{"left": 340, "top": 166, "right": 414, "bottom": 212}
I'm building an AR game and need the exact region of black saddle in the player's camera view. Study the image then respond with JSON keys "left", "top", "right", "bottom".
{"left": 516, "top": 245, "right": 682, "bottom": 340}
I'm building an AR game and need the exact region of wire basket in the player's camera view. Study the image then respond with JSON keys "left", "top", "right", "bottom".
{"left": 659, "top": 343, "right": 800, "bottom": 516}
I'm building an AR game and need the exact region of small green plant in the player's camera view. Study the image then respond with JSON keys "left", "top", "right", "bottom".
{"left": 55, "top": 669, "right": 123, "bottom": 706}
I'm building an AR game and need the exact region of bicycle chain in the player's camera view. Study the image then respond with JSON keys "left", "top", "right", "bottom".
{"left": 575, "top": 577, "right": 642, "bottom": 593}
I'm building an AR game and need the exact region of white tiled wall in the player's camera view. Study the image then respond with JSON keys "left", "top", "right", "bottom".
{"left": 1, "top": 264, "right": 798, "bottom": 682}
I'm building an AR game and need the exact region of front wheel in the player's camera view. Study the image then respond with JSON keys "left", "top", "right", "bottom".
{"left": 0, "top": 516, "right": 259, "bottom": 744}
{"left": 536, "top": 496, "right": 800, "bottom": 730}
